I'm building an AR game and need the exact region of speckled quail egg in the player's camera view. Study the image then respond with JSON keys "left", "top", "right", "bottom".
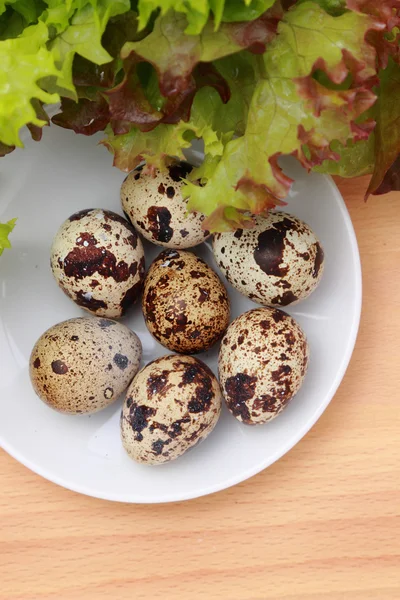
{"left": 51, "top": 209, "right": 145, "bottom": 318}
{"left": 29, "top": 317, "right": 142, "bottom": 415}
{"left": 142, "top": 249, "right": 230, "bottom": 354}
{"left": 219, "top": 307, "right": 309, "bottom": 425}
{"left": 121, "top": 355, "right": 222, "bottom": 464}
{"left": 121, "top": 161, "right": 210, "bottom": 249}
{"left": 213, "top": 211, "right": 324, "bottom": 307}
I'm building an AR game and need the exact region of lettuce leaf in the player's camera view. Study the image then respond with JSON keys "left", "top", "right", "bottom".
{"left": 0, "top": 21, "right": 59, "bottom": 147}
{"left": 46, "top": 0, "right": 130, "bottom": 97}
{"left": 0, "top": 218, "right": 17, "bottom": 256}
{"left": 102, "top": 49, "right": 259, "bottom": 172}
{"left": 184, "top": 1, "right": 380, "bottom": 229}
{"left": 136, "top": 0, "right": 276, "bottom": 35}
{"left": 314, "top": 136, "right": 375, "bottom": 177}
{"left": 121, "top": 8, "right": 277, "bottom": 99}
{"left": 366, "top": 58, "right": 400, "bottom": 196}
{"left": 102, "top": 84, "right": 232, "bottom": 172}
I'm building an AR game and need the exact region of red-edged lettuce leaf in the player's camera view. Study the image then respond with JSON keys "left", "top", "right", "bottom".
{"left": 101, "top": 82, "right": 235, "bottom": 172}
{"left": 184, "top": 1, "right": 381, "bottom": 231}
{"left": 348, "top": 0, "right": 400, "bottom": 69}
{"left": 314, "top": 135, "right": 375, "bottom": 177}
{"left": 121, "top": 7, "right": 280, "bottom": 98}
{"left": 366, "top": 58, "right": 400, "bottom": 196}
{"left": 101, "top": 50, "right": 259, "bottom": 174}
{"left": 105, "top": 59, "right": 230, "bottom": 134}
{"left": 52, "top": 96, "right": 110, "bottom": 135}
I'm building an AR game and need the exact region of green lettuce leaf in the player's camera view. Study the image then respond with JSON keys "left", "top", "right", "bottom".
{"left": 221, "top": 0, "right": 275, "bottom": 23}
{"left": 0, "top": 21, "right": 59, "bottom": 147}
{"left": 0, "top": 218, "right": 17, "bottom": 256}
{"left": 298, "top": 0, "right": 346, "bottom": 16}
{"left": 136, "top": 0, "right": 275, "bottom": 35}
{"left": 47, "top": 0, "right": 130, "bottom": 97}
{"left": 184, "top": 1, "right": 379, "bottom": 230}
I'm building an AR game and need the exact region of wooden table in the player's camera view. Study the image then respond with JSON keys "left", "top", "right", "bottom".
{"left": 1, "top": 177, "right": 399, "bottom": 600}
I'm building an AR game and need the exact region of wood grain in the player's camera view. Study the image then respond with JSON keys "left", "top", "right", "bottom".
{"left": 0, "top": 177, "right": 399, "bottom": 600}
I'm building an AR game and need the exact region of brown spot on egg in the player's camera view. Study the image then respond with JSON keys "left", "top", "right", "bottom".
{"left": 76, "top": 291, "right": 108, "bottom": 312}
{"left": 33, "top": 357, "right": 41, "bottom": 368}
{"left": 180, "top": 229, "right": 189, "bottom": 238}
{"left": 224, "top": 373, "right": 257, "bottom": 423}
{"left": 198, "top": 287, "right": 209, "bottom": 303}
{"left": 253, "top": 394, "right": 277, "bottom": 412}
{"left": 128, "top": 402, "right": 156, "bottom": 441}
{"left": 254, "top": 219, "right": 294, "bottom": 277}
{"left": 120, "top": 280, "right": 143, "bottom": 314}
{"left": 127, "top": 234, "right": 138, "bottom": 250}
{"left": 69, "top": 209, "right": 92, "bottom": 222}
{"left": 51, "top": 360, "right": 68, "bottom": 375}
{"left": 313, "top": 242, "right": 324, "bottom": 278}
{"left": 113, "top": 353, "right": 129, "bottom": 370}
{"left": 190, "top": 270, "right": 205, "bottom": 279}
{"left": 147, "top": 372, "right": 170, "bottom": 397}
{"left": 188, "top": 375, "right": 213, "bottom": 413}
{"left": 271, "top": 364, "right": 292, "bottom": 381}
{"left": 158, "top": 183, "right": 165, "bottom": 194}
{"left": 271, "top": 290, "right": 298, "bottom": 306}
{"left": 166, "top": 186, "right": 175, "bottom": 198}
{"left": 103, "top": 210, "right": 135, "bottom": 232}
{"left": 76, "top": 232, "right": 98, "bottom": 247}
{"left": 234, "top": 229, "right": 243, "bottom": 240}
{"left": 152, "top": 439, "right": 169, "bottom": 455}
{"left": 147, "top": 206, "right": 173, "bottom": 243}
{"left": 167, "top": 161, "right": 192, "bottom": 182}
{"left": 62, "top": 244, "right": 132, "bottom": 283}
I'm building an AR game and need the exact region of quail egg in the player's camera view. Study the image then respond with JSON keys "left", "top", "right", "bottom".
{"left": 121, "top": 161, "right": 210, "bottom": 249}
{"left": 213, "top": 211, "right": 324, "bottom": 307}
{"left": 142, "top": 249, "right": 230, "bottom": 354}
{"left": 219, "top": 307, "right": 309, "bottom": 425}
{"left": 51, "top": 209, "right": 145, "bottom": 318}
{"left": 29, "top": 317, "right": 142, "bottom": 414}
{"left": 121, "top": 355, "right": 222, "bottom": 464}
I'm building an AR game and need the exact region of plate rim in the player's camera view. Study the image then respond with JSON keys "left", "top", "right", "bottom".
{"left": 0, "top": 151, "right": 362, "bottom": 503}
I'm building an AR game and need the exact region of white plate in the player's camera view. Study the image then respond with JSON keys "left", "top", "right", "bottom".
{"left": 0, "top": 126, "right": 361, "bottom": 503}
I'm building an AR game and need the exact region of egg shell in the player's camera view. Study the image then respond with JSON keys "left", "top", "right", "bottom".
{"left": 29, "top": 317, "right": 142, "bottom": 415}
{"left": 213, "top": 211, "right": 324, "bottom": 307}
{"left": 51, "top": 209, "right": 145, "bottom": 318}
{"left": 121, "top": 355, "right": 222, "bottom": 464}
{"left": 121, "top": 162, "right": 210, "bottom": 249}
{"left": 142, "top": 249, "right": 230, "bottom": 354}
{"left": 218, "top": 307, "right": 309, "bottom": 425}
